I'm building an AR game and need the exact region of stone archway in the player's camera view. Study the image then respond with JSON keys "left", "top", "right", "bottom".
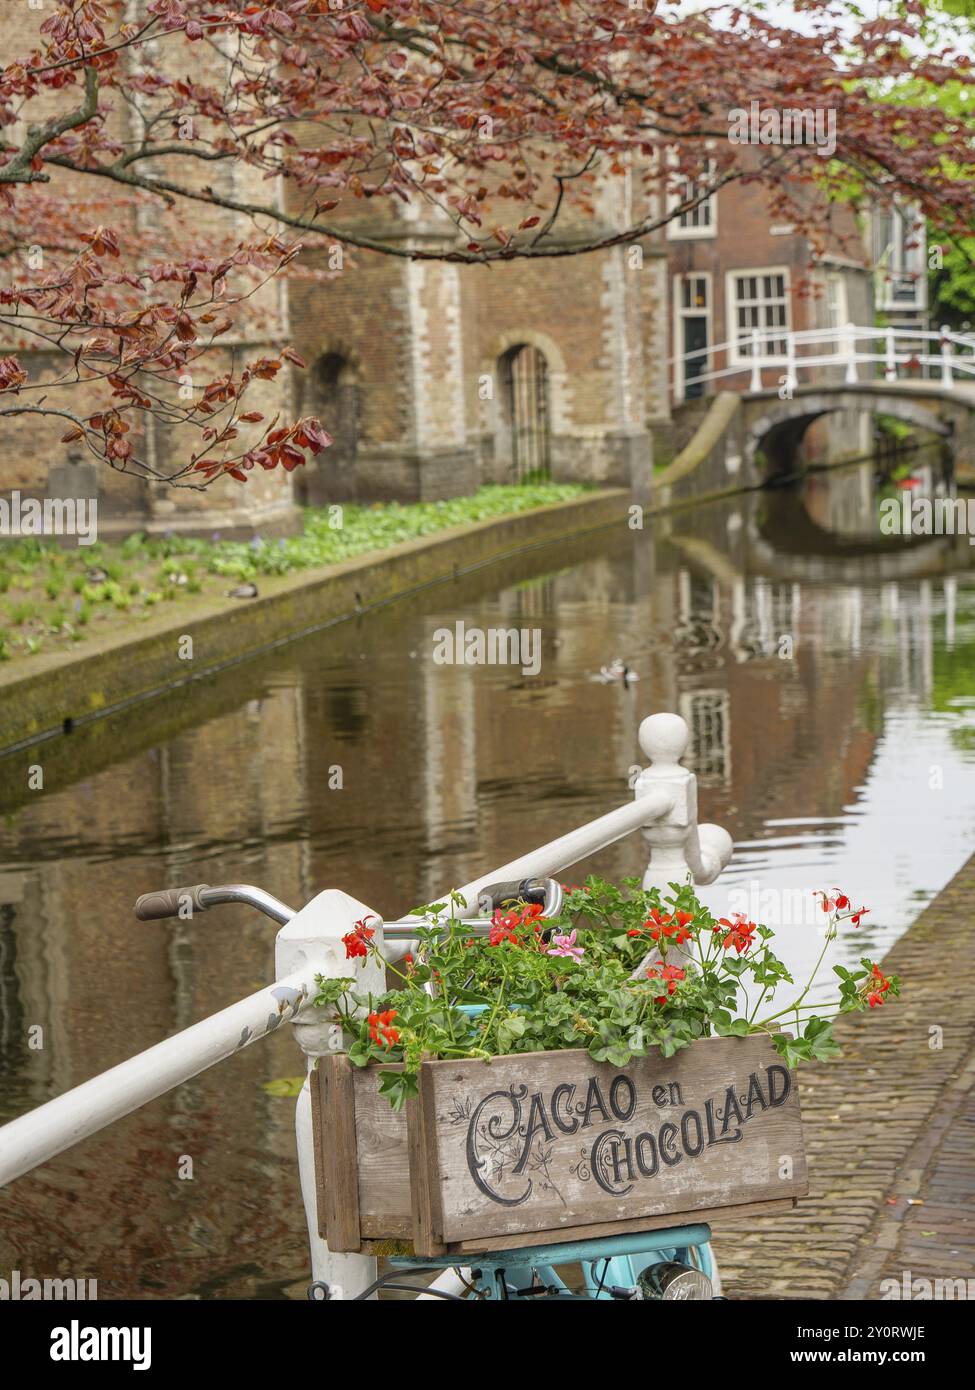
{"left": 498, "top": 343, "right": 551, "bottom": 481}
{"left": 298, "top": 351, "right": 361, "bottom": 505}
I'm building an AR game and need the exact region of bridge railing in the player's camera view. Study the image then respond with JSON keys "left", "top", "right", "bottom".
{"left": 671, "top": 322, "right": 975, "bottom": 404}
{"left": 0, "top": 711, "right": 733, "bottom": 1301}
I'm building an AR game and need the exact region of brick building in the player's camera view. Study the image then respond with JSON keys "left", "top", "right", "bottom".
{"left": 286, "top": 193, "right": 670, "bottom": 508}
{"left": 0, "top": 4, "right": 679, "bottom": 537}
{"left": 658, "top": 150, "right": 875, "bottom": 406}
{"left": 2, "top": 160, "right": 670, "bottom": 535}
{"left": 3, "top": 16, "right": 910, "bottom": 539}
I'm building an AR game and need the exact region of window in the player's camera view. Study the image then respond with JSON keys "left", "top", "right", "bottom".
{"left": 667, "top": 160, "right": 718, "bottom": 239}
{"left": 673, "top": 273, "right": 712, "bottom": 401}
{"left": 727, "top": 269, "right": 791, "bottom": 363}
{"left": 873, "top": 205, "right": 927, "bottom": 312}
{"left": 681, "top": 275, "right": 710, "bottom": 312}
{"left": 679, "top": 690, "right": 731, "bottom": 786}
{"left": 824, "top": 272, "right": 847, "bottom": 353}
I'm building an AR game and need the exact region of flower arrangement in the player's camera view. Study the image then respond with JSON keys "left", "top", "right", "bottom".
{"left": 314, "top": 878, "right": 899, "bottom": 1111}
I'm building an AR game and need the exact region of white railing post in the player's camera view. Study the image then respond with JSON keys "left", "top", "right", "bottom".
{"left": 275, "top": 889, "right": 387, "bottom": 1301}
{"left": 785, "top": 330, "right": 798, "bottom": 396}
{"left": 885, "top": 327, "right": 897, "bottom": 382}
{"left": 633, "top": 713, "right": 732, "bottom": 892}
{"left": 749, "top": 329, "right": 762, "bottom": 391}
{"left": 941, "top": 325, "right": 954, "bottom": 386}
{"left": 844, "top": 321, "right": 858, "bottom": 383}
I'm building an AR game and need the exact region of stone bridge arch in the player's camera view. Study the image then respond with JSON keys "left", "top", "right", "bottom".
{"left": 742, "top": 385, "right": 973, "bottom": 479}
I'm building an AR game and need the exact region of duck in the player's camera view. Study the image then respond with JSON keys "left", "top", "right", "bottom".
{"left": 592, "top": 657, "right": 640, "bottom": 686}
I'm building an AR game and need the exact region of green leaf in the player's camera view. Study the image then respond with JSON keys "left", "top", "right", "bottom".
{"left": 718, "top": 1017, "right": 751, "bottom": 1037}
{"left": 496, "top": 1013, "right": 528, "bottom": 1051}
{"left": 347, "top": 1038, "right": 372, "bottom": 1067}
{"left": 261, "top": 1075, "right": 305, "bottom": 1098}
{"left": 377, "top": 1070, "right": 419, "bottom": 1111}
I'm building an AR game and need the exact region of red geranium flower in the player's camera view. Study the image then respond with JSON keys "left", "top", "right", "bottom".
{"left": 488, "top": 908, "right": 519, "bottom": 946}
{"left": 646, "top": 963, "right": 686, "bottom": 1003}
{"left": 713, "top": 913, "right": 756, "bottom": 955}
{"left": 815, "top": 890, "right": 869, "bottom": 927}
{"left": 866, "top": 964, "right": 892, "bottom": 1008}
{"left": 520, "top": 902, "right": 547, "bottom": 933}
{"left": 636, "top": 907, "right": 694, "bottom": 946}
{"left": 368, "top": 1009, "right": 400, "bottom": 1047}
{"left": 342, "top": 917, "right": 376, "bottom": 960}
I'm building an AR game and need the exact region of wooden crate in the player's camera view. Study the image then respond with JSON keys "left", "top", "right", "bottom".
{"left": 312, "top": 1034, "right": 808, "bottom": 1257}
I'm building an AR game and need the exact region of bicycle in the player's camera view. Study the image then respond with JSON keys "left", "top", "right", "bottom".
{"left": 135, "top": 876, "right": 725, "bottom": 1302}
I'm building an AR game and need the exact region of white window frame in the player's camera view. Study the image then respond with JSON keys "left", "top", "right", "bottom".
{"left": 666, "top": 158, "right": 718, "bottom": 240}
{"left": 672, "top": 271, "right": 713, "bottom": 402}
{"left": 874, "top": 206, "right": 927, "bottom": 313}
{"left": 824, "top": 271, "right": 848, "bottom": 353}
{"left": 725, "top": 266, "right": 792, "bottom": 366}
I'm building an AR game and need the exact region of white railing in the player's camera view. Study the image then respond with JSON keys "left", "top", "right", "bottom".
{"left": 0, "top": 711, "right": 732, "bottom": 1300}
{"left": 671, "top": 322, "right": 975, "bottom": 403}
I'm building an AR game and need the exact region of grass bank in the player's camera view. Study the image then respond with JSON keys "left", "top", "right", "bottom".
{"left": 0, "top": 483, "right": 589, "bottom": 665}
{"left": 0, "top": 485, "right": 626, "bottom": 751}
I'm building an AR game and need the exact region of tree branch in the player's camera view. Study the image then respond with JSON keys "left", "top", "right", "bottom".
{"left": 1, "top": 66, "right": 99, "bottom": 185}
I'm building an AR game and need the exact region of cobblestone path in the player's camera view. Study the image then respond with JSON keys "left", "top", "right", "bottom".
{"left": 712, "top": 853, "right": 975, "bottom": 1300}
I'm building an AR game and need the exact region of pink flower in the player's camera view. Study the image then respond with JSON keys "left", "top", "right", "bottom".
{"left": 545, "top": 930, "right": 584, "bottom": 962}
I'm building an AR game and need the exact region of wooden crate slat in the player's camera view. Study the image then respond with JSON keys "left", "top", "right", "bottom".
{"left": 316, "top": 1054, "right": 363, "bottom": 1253}
{"left": 407, "top": 1064, "right": 449, "bottom": 1257}
{"left": 448, "top": 1197, "right": 797, "bottom": 1255}
{"left": 351, "top": 1065, "right": 413, "bottom": 1240}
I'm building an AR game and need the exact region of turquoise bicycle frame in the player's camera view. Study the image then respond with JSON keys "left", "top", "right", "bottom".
{"left": 390, "top": 1223, "right": 715, "bottom": 1300}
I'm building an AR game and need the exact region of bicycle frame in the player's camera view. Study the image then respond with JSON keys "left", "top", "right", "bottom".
{"left": 384, "top": 1225, "right": 716, "bottom": 1301}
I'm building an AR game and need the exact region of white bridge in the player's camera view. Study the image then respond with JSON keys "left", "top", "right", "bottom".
{"left": 672, "top": 322, "right": 975, "bottom": 402}
{"left": 0, "top": 713, "right": 732, "bottom": 1301}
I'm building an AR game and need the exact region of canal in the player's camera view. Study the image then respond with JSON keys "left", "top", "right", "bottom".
{"left": 1, "top": 449, "right": 974, "bottom": 1297}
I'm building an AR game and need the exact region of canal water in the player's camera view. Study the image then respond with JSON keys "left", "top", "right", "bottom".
{"left": 1, "top": 449, "right": 974, "bottom": 1297}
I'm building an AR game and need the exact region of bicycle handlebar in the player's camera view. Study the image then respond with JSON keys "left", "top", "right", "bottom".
{"left": 476, "top": 877, "right": 563, "bottom": 918}
{"left": 134, "top": 884, "right": 295, "bottom": 925}
{"left": 135, "top": 884, "right": 210, "bottom": 920}
{"left": 134, "top": 878, "right": 559, "bottom": 931}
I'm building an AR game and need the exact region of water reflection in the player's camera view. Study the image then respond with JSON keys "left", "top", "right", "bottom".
{"left": 1, "top": 455, "right": 974, "bottom": 1297}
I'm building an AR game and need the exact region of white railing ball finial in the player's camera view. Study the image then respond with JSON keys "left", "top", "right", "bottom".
{"left": 638, "top": 712, "right": 689, "bottom": 775}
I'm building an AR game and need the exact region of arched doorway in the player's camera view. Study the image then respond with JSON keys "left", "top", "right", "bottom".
{"left": 298, "top": 352, "right": 359, "bottom": 505}
{"left": 499, "top": 344, "right": 551, "bottom": 481}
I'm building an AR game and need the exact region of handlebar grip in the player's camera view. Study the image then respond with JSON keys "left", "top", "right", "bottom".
{"left": 475, "top": 880, "right": 524, "bottom": 913}
{"left": 135, "top": 884, "right": 211, "bottom": 920}
{"left": 476, "top": 878, "right": 552, "bottom": 913}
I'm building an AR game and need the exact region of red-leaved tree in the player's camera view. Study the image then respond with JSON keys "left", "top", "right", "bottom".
{"left": 1, "top": 0, "right": 972, "bottom": 485}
